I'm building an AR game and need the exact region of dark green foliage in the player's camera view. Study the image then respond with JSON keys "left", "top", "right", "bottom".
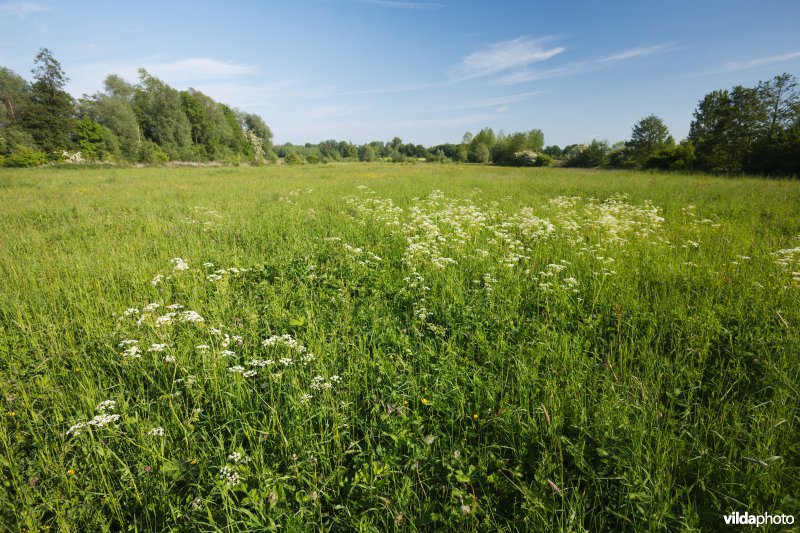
{"left": 3, "top": 144, "right": 46, "bottom": 166}
{"left": 359, "top": 144, "right": 377, "bottom": 162}
{"left": 542, "top": 145, "right": 562, "bottom": 157}
{"left": 284, "top": 151, "right": 304, "bottom": 164}
{"left": 0, "top": 67, "right": 29, "bottom": 126}
{"left": 1, "top": 51, "right": 272, "bottom": 166}
{"left": 20, "top": 48, "right": 75, "bottom": 156}
{"left": 689, "top": 73, "right": 799, "bottom": 176}
{"left": 628, "top": 115, "right": 671, "bottom": 167}
{"left": 534, "top": 153, "right": 553, "bottom": 166}
{"left": 79, "top": 75, "right": 141, "bottom": 161}
{"left": 318, "top": 139, "right": 341, "bottom": 161}
{"left": 491, "top": 129, "right": 545, "bottom": 165}
{"left": 454, "top": 143, "right": 468, "bottom": 162}
{"left": 564, "top": 139, "right": 610, "bottom": 167}
{"left": 239, "top": 111, "right": 273, "bottom": 151}
{"left": 74, "top": 117, "right": 121, "bottom": 161}
{"left": 646, "top": 141, "right": 695, "bottom": 171}
{"left": 132, "top": 70, "right": 194, "bottom": 161}
{"left": 138, "top": 139, "right": 169, "bottom": 163}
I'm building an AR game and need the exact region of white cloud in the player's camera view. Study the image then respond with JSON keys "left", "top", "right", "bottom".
{"left": 493, "top": 44, "right": 675, "bottom": 85}
{"left": 0, "top": 1, "right": 50, "bottom": 18}
{"left": 692, "top": 50, "right": 800, "bottom": 77}
{"left": 66, "top": 57, "right": 261, "bottom": 98}
{"left": 595, "top": 45, "right": 674, "bottom": 64}
{"left": 450, "top": 37, "right": 565, "bottom": 80}
{"left": 146, "top": 58, "right": 257, "bottom": 82}
{"left": 362, "top": 0, "right": 444, "bottom": 9}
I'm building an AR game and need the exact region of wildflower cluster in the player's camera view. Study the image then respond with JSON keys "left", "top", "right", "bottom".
{"left": 66, "top": 401, "right": 121, "bottom": 436}
{"left": 219, "top": 451, "right": 250, "bottom": 488}
{"left": 773, "top": 238, "right": 800, "bottom": 284}
{"left": 345, "top": 189, "right": 667, "bottom": 273}
{"left": 205, "top": 265, "right": 249, "bottom": 282}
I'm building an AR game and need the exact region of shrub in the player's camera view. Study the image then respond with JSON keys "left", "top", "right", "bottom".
{"left": 534, "top": 153, "right": 553, "bottom": 167}
{"left": 138, "top": 140, "right": 169, "bottom": 164}
{"left": 284, "top": 152, "right": 304, "bottom": 165}
{"left": 4, "top": 145, "right": 47, "bottom": 167}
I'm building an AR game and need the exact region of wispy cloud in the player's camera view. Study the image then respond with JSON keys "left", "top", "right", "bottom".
{"left": 0, "top": 1, "right": 50, "bottom": 18}
{"left": 335, "top": 81, "right": 448, "bottom": 96}
{"left": 450, "top": 37, "right": 565, "bottom": 81}
{"left": 361, "top": 0, "right": 444, "bottom": 9}
{"left": 67, "top": 57, "right": 260, "bottom": 98}
{"left": 493, "top": 44, "right": 675, "bottom": 85}
{"left": 688, "top": 50, "right": 800, "bottom": 78}
{"left": 146, "top": 58, "right": 256, "bottom": 82}
{"left": 417, "top": 91, "right": 543, "bottom": 113}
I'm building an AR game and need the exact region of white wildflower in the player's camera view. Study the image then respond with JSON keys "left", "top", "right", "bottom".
{"left": 179, "top": 310, "right": 204, "bottom": 323}
{"left": 155, "top": 312, "right": 177, "bottom": 327}
{"left": 171, "top": 258, "right": 189, "bottom": 271}
{"left": 219, "top": 465, "right": 241, "bottom": 487}
{"left": 123, "top": 345, "right": 141, "bottom": 358}
{"left": 227, "top": 452, "right": 250, "bottom": 464}
{"left": 148, "top": 343, "right": 168, "bottom": 352}
{"left": 96, "top": 400, "right": 116, "bottom": 412}
{"left": 246, "top": 359, "right": 274, "bottom": 367}
{"left": 148, "top": 427, "right": 165, "bottom": 437}
{"left": 89, "top": 413, "right": 120, "bottom": 428}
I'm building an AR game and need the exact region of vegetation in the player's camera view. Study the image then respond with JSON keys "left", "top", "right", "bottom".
{"left": 1, "top": 164, "right": 798, "bottom": 530}
{"left": 0, "top": 49, "right": 274, "bottom": 165}
{"left": 1, "top": 48, "right": 798, "bottom": 176}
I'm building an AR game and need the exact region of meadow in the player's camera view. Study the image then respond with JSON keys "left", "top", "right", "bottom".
{"left": 0, "top": 163, "right": 798, "bottom": 531}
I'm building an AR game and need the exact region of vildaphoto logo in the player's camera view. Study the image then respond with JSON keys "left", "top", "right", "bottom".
{"left": 723, "top": 511, "right": 795, "bottom": 527}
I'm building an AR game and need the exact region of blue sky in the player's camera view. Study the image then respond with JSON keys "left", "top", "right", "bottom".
{"left": 1, "top": 0, "right": 799, "bottom": 147}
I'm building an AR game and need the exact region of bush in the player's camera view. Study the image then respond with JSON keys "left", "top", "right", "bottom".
{"left": 4, "top": 145, "right": 47, "bottom": 167}
{"left": 284, "top": 152, "right": 304, "bottom": 165}
{"left": 138, "top": 140, "right": 169, "bottom": 164}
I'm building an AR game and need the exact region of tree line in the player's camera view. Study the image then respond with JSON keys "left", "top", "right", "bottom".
{"left": 1, "top": 48, "right": 798, "bottom": 176}
{"left": 552, "top": 73, "right": 799, "bottom": 176}
{"left": 269, "top": 73, "right": 800, "bottom": 177}
{"left": 0, "top": 49, "right": 274, "bottom": 166}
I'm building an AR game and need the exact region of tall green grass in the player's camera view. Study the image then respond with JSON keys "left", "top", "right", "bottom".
{"left": 1, "top": 164, "right": 798, "bottom": 530}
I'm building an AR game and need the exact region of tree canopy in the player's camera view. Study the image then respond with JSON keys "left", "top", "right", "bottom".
{"left": 0, "top": 49, "right": 275, "bottom": 165}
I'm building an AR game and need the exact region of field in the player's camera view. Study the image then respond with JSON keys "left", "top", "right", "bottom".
{"left": 1, "top": 164, "right": 799, "bottom": 531}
